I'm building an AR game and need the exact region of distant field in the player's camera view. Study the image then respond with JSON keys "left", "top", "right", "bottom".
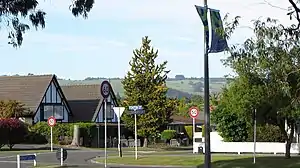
{"left": 58, "top": 78, "right": 227, "bottom": 97}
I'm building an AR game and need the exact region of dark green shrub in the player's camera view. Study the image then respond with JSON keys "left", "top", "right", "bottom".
{"left": 247, "top": 124, "right": 285, "bottom": 142}
{"left": 27, "top": 122, "right": 97, "bottom": 146}
{"left": 161, "top": 130, "right": 177, "bottom": 140}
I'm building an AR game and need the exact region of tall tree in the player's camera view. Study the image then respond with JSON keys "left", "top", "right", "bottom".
{"left": 121, "top": 36, "right": 176, "bottom": 147}
{"left": 0, "top": 100, "right": 29, "bottom": 118}
{"left": 220, "top": 18, "right": 300, "bottom": 158}
{"left": 1, "top": 0, "right": 94, "bottom": 47}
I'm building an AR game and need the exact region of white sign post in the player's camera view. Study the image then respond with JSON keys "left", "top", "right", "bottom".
{"left": 113, "top": 107, "right": 125, "bottom": 157}
{"left": 189, "top": 107, "right": 199, "bottom": 148}
{"left": 100, "top": 81, "right": 111, "bottom": 168}
{"left": 47, "top": 116, "right": 56, "bottom": 152}
{"left": 128, "top": 106, "right": 145, "bottom": 160}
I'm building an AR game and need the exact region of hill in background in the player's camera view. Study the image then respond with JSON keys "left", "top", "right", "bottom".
{"left": 58, "top": 77, "right": 228, "bottom": 98}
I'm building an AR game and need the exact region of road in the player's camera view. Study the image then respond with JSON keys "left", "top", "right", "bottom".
{"left": 0, "top": 145, "right": 186, "bottom": 168}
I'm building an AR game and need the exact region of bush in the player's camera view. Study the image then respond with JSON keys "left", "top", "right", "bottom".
{"left": 161, "top": 130, "right": 177, "bottom": 140}
{"left": 184, "top": 126, "right": 193, "bottom": 140}
{"left": 0, "top": 118, "right": 27, "bottom": 149}
{"left": 27, "top": 122, "right": 97, "bottom": 146}
{"left": 247, "top": 124, "right": 285, "bottom": 142}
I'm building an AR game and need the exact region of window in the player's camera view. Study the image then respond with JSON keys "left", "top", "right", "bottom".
{"left": 43, "top": 105, "right": 63, "bottom": 120}
{"left": 105, "top": 102, "right": 114, "bottom": 120}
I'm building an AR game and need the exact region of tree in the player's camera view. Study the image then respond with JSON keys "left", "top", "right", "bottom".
{"left": 121, "top": 36, "right": 176, "bottom": 147}
{"left": 1, "top": 0, "right": 94, "bottom": 48}
{"left": 221, "top": 18, "right": 300, "bottom": 158}
{"left": 0, "top": 100, "right": 29, "bottom": 118}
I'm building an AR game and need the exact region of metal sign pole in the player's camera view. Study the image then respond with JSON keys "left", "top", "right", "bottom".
{"left": 193, "top": 118, "right": 195, "bottom": 145}
{"left": 50, "top": 127, "right": 53, "bottom": 152}
{"left": 104, "top": 99, "right": 107, "bottom": 168}
{"left": 118, "top": 108, "right": 122, "bottom": 157}
{"left": 134, "top": 113, "right": 138, "bottom": 160}
{"left": 253, "top": 109, "right": 257, "bottom": 164}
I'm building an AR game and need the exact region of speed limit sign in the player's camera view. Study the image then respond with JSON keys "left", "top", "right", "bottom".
{"left": 47, "top": 116, "right": 56, "bottom": 127}
{"left": 189, "top": 106, "right": 199, "bottom": 119}
{"left": 100, "top": 81, "right": 111, "bottom": 98}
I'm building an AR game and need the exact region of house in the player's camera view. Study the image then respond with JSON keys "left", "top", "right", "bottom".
{"left": 168, "top": 114, "right": 204, "bottom": 133}
{"left": 61, "top": 84, "right": 119, "bottom": 123}
{"left": 0, "top": 75, "right": 72, "bottom": 124}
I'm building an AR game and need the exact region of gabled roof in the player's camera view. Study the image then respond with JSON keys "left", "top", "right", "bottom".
{"left": 0, "top": 75, "right": 54, "bottom": 114}
{"left": 170, "top": 113, "right": 204, "bottom": 125}
{"left": 61, "top": 84, "right": 119, "bottom": 122}
{"left": 61, "top": 84, "right": 102, "bottom": 122}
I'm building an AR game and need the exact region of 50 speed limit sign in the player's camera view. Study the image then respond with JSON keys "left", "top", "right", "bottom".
{"left": 47, "top": 116, "right": 56, "bottom": 127}
{"left": 189, "top": 106, "right": 199, "bottom": 119}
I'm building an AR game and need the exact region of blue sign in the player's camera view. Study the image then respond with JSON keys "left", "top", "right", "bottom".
{"left": 128, "top": 105, "right": 144, "bottom": 115}
{"left": 129, "top": 110, "right": 145, "bottom": 115}
{"left": 20, "top": 155, "right": 36, "bottom": 161}
{"left": 129, "top": 105, "right": 143, "bottom": 111}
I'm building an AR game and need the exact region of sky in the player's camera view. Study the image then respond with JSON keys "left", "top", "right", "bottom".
{"left": 0, "top": 0, "right": 294, "bottom": 79}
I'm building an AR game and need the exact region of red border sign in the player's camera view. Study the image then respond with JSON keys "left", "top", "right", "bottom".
{"left": 47, "top": 116, "right": 56, "bottom": 127}
{"left": 189, "top": 106, "right": 199, "bottom": 119}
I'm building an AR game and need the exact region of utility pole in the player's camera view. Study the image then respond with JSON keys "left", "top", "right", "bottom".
{"left": 203, "top": 0, "right": 211, "bottom": 168}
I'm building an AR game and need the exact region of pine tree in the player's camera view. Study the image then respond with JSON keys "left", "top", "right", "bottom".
{"left": 121, "top": 36, "right": 176, "bottom": 147}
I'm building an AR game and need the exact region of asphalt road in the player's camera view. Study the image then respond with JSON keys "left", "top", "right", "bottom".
{"left": 0, "top": 148, "right": 175, "bottom": 168}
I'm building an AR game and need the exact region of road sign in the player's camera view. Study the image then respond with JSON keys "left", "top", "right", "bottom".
{"left": 47, "top": 116, "right": 56, "bottom": 127}
{"left": 100, "top": 81, "right": 111, "bottom": 98}
{"left": 20, "top": 155, "right": 36, "bottom": 161}
{"left": 113, "top": 107, "right": 125, "bottom": 119}
{"left": 128, "top": 105, "right": 144, "bottom": 115}
{"left": 189, "top": 106, "right": 199, "bottom": 119}
{"left": 56, "top": 148, "right": 68, "bottom": 161}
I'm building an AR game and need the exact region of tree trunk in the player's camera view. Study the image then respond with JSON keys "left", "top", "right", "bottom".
{"left": 285, "top": 140, "right": 292, "bottom": 159}
{"left": 285, "top": 123, "right": 295, "bottom": 159}
{"left": 143, "top": 137, "right": 148, "bottom": 147}
{"left": 71, "top": 125, "right": 80, "bottom": 146}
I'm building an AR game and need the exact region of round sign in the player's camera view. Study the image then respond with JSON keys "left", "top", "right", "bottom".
{"left": 189, "top": 106, "right": 199, "bottom": 119}
{"left": 56, "top": 148, "right": 68, "bottom": 161}
{"left": 47, "top": 116, "right": 56, "bottom": 127}
{"left": 100, "top": 81, "right": 111, "bottom": 98}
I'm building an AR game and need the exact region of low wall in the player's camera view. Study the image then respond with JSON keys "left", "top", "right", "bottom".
{"left": 193, "top": 132, "right": 300, "bottom": 154}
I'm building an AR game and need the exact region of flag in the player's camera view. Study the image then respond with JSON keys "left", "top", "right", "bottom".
{"left": 209, "top": 9, "right": 228, "bottom": 53}
{"left": 195, "top": 5, "right": 209, "bottom": 51}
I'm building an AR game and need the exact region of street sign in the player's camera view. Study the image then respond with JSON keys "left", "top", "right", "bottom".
{"left": 189, "top": 106, "right": 199, "bottom": 119}
{"left": 20, "top": 155, "right": 36, "bottom": 161}
{"left": 56, "top": 148, "right": 68, "bottom": 161}
{"left": 129, "top": 110, "right": 145, "bottom": 115}
{"left": 128, "top": 105, "right": 143, "bottom": 111}
{"left": 100, "top": 81, "right": 111, "bottom": 98}
{"left": 47, "top": 116, "right": 56, "bottom": 127}
{"left": 113, "top": 107, "right": 125, "bottom": 119}
{"left": 128, "top": 105, "right": 144, "bottom": 115}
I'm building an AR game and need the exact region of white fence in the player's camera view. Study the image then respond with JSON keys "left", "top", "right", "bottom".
{"left": 193, "top": 132, "right": 300, "bottom": 154}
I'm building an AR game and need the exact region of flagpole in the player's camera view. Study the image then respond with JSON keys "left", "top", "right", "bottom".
{"left": 203, "top": 0, "right": 211, "bottom": 168}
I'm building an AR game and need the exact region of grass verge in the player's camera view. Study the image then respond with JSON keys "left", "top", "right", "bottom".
{"left": 95, "top": 155, "right": 300, "bottom": 168}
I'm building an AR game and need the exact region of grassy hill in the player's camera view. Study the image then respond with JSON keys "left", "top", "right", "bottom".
{"left": 58, "top": 78, "right": 228, "bottom": 98}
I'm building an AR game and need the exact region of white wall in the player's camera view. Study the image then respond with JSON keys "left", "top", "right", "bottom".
{"left": 193, "top": 131, "right": 300, "bottom": 154}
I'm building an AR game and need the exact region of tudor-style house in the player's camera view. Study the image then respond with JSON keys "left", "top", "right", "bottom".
{"left": 61, "top": 84, "right": 119, "bottom": 123}
{"left": 0, "top": 75, "right": 72, "bottom": 124}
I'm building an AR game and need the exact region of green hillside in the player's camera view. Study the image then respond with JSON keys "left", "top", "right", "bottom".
{"left": 58, "top": 78, "right": 228, "bottom": 98}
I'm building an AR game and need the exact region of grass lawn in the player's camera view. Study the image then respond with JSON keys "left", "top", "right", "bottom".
{"left": 96, "top": 155, "right": 300, "bottom": 168}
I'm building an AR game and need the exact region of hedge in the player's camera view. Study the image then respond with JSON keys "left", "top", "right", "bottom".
{"left": 0, "top": 118, "right": 27, "bottom": 149}
{"left": 247, "top": 124, "right": 285, "bottom": 142}
{"left": 27, "top": 122, "right": 97, "bottom": 146}
{"left": 161, "top": 130, "right": 177, "bottom": 140}
{"left": 184, "top": 126, "right": 193, "bottom": 140}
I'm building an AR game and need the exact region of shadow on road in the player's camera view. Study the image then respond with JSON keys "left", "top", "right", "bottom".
{"left": 196, "top": 156, "right": 300, "bottom": 168}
